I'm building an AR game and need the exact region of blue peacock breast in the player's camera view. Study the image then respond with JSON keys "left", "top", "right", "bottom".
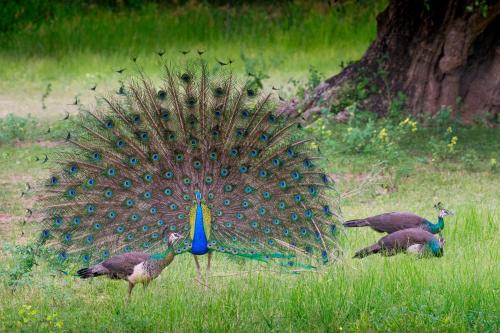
{"left": 191, "top": 204, "right": 209, "bottom": 255}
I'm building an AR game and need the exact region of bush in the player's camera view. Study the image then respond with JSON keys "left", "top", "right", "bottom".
{"left": 461, "top": 149, "right": 480, "bottom": 171}
{"left": 0, "top": 114, "right": 38, "bottom": 144}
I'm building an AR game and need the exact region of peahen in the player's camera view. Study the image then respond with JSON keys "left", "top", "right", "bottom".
{"left": 37, "top": 60, "right": 340, "bottom": 286}
{"left": 77, "top": 232, "right": 181, "bottom": 301}
{"left": 343, "top": 207, "right": 452, "bottom": 235}
{"left": 353, "top": 228, "right": 444, "bottom": 259}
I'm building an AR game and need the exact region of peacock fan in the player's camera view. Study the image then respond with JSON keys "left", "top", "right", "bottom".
{"left": 36, "top": 59, "right": 341, "bottom": 293}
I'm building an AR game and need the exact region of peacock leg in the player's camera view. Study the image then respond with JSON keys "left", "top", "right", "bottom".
{"left": 193, "top": 255, "right": 202, "bottom": 284}
{"left": 127, "top": 282, "right": 135, "bottom": 302}
{"left": 205, "top": 252, "right": 212, "bottom": 289}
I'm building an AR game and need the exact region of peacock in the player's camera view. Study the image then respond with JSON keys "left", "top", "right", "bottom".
{"left": 77, "top": 232, "right": 181, "bottom": 301}
{"left": 353, "top": 228, "right": 444, "bottom": 259}
{"left": 37, "top": 59, "right": 340, "bottom": 286}
{"left": 343, "top": 206, "right": 452, "bottom": 235}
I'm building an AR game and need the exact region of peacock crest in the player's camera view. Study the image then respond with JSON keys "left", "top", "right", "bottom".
{"left": 37, "top": 59, "right": 341, "bottom": 269}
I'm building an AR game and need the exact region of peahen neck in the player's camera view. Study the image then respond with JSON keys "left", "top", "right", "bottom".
{"left": 191, "top": 202, "right": 209, "bottom": 255}
{"left": 150, "top": 247, "right": 175, "bottom": 267}
{"left": 425, "top": 216, "right": 444, "bottom": 233}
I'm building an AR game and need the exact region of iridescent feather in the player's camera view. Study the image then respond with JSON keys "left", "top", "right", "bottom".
{"left": 38, "top": 60, "right": 341, "bottom": 269}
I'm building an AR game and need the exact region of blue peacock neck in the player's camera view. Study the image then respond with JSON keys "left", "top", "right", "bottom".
{"left": 191, "top": 192, "right": 209, "bottom": 255}
{"left": 425, "top": 216, "right": 444, "bottom": 234}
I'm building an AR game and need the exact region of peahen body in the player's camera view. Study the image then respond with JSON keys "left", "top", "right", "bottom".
{"left": 343, "top": 208, "right": 451, "bottom": 234}
{"left": 77, "top": 232, "right": 181, "bottom": 300}
{"left": 38, "top": 60, "right": 340, "bottom": 285}
{"left": 353, "top": 228, "right": 444, "bottom": 259}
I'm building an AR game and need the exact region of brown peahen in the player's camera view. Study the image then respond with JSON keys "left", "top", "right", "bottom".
{"left": 353, "top": 228, "right": 445, "bottom": 259}
{"left": 343, "top": 207, "right": 452, "bottom": 235}
{"left": 77, "top": 232, "right": 181, "bottom": 300}
{"left": 37, "top": 59, "right": 341, "bottom": 287}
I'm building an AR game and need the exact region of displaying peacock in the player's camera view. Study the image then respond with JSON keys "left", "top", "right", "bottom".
{"left": 37, "top": 59, "right": 340, "bottom": 285}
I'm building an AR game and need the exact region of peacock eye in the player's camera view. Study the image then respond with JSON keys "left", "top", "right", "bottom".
{"left": 214, "top": 87, "right": 225, "bottom": 97}
{"left": 246, "top": 88, "right": 256, "bottom": 97}
{"left": 181, "top": 73, "right": 192, "bottom": 83}
{"left": 157, "top": 90, "right": 167, "bottom": 100}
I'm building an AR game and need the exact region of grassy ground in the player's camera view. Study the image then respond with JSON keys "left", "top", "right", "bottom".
{"left": 1, "top": 2, "right": 499, "bottom": 332}
{"left": 0, "top": 122, "right": 498, "bottom": 332}
{"left": 0, "top": 1, "right": 383, "bottom": 119}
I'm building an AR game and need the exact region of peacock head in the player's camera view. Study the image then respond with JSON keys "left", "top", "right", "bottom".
{"left": 195, "top": 190, "right": 202, "bottom": 205}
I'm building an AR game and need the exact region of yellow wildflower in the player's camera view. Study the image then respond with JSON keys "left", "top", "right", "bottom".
{"left": 399, "top": 118, "right": 410, "bottom": 126}
{"left": 447, "top": 136, "right": 458, "bottom": 152}
{"left": 378, "top": 128, "right": 388, "bottom": 142}
{"left": 446, "top": 126, "right": 453, "bottom": 133}
{"left": 410, "top": 120, "right": 417, "bottom": 132}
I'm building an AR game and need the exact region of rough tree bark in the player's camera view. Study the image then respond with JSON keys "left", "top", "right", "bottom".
{"left": 283, "top": 0, "right": 500, "bottom": 123}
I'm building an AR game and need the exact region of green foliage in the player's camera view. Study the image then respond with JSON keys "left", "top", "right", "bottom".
{"left": 387, "top": 91, "right": 407, "bottom": 121}
{"left": 240, "top": 51, "right": 271, "bottom": 91}
{"left": 0, "top": 114, "right": 38, "bottom": 144}
{"left": 461, "top": 148, "right": 480, "bottom": 171}
{"left": 1, "top": 242, "right": 44, "bottom": 289}
{"left": 0, "top": 1, "right": 385, "bottom": 88}
{"left": 0, "top": 207, "right": 498, "bottom": 332}
{"left": 0, "top": 122, "right": 499, "bottom": 332}
{"left": 0, "top": 2, "right": 384, "bottom": 57}
{"left": 429, "top": 126, "right": 458, "bottom": 161}
{"left": 289, "top": 65, "right": 325, "bottom": 99}
{"left": 465, "top": 0, "right": 489, "bottom": 17}
{"left": 0, "top": 114, "right": 75, "bottom": 145}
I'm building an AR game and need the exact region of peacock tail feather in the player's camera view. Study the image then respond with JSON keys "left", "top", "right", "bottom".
{"left": 38, "top": 60, "right": 341, "bottom": 268}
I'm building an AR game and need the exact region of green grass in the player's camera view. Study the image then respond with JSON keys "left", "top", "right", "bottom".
{"left": 0, "top": 1, "right": 385, "bottom": 93}
{"left": 0, "top": 126, "right": 499, "bottom": 332}
{"left": 1, "top": 2, "right": 499, "bottom": 331}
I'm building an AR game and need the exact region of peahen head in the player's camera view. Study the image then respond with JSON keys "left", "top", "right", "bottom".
{"left": 165, "top": 232, "right": 182, "bottom": 247}
{"left": 427, "top": 237, "right": 445, "bottom": 257}
{"left": 435, "top": 202, "right": 453, "bottom": 218}
{"left": 439, "top": 208, "right": 452, "bottom": 218}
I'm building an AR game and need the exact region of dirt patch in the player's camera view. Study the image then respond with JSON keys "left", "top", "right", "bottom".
{"left": 0, "top": 213, "right": 15, "bottom": 234}
{"left": 14, "top": 140, "right": 64, "bottom": 148}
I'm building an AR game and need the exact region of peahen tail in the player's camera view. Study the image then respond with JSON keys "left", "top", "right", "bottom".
{"left": 353, "top": 244, "right": 380, "bottom": 259}
{"left": 76, "top": 266, "right": 105, "bottom": 279}
{"left": 343, "top": 219, "right": 369, "bottom": 228}
{"left": 37, "top": 59, "right": 341, "bottom": 268}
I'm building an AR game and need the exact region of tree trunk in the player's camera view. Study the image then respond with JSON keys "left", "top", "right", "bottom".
{"left": 284, "top": 0, "right": 500, "bottom": 123}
